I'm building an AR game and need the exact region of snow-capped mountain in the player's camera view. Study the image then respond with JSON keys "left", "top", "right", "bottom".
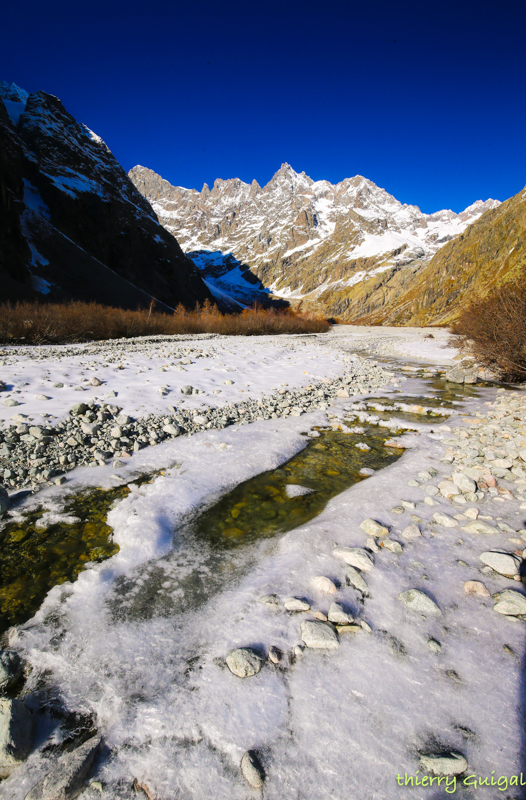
{"left": 129, "top": 163, "right": 500, "bottom": 316}
{"left": 0, "top": 81, "right": 211, "bottom": 309}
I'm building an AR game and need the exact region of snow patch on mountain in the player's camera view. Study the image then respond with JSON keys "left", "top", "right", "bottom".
{"left": 129, "top": 163, "right": 501, "bottom": 309}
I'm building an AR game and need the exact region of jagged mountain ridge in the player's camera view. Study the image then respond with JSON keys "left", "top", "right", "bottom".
{"left": 369, "top": 182, "right": 526, "bottom": 326}
{"left": 0, "top": 81, "right": 212, "bottom": 309}
{"left": 129, "top": 163, "right": 500, "bottom": 315}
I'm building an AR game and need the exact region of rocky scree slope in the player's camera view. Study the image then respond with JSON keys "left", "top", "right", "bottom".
{"left": 129, "top": 163, "right": 498, "bottom": 317}
{"left": 0, "top": 81, "right": 212, "bottom": 310}
{"left": 372, "top": 183, "right": 526, "bottom": 326}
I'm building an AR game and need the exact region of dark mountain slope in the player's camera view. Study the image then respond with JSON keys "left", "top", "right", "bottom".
{"left": 0, "top": 82, "right": 212, "bottom": 310}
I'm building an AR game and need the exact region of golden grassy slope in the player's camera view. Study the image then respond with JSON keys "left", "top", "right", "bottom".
{"left": 367, "top": 184, "right": 526, "bottom": 326}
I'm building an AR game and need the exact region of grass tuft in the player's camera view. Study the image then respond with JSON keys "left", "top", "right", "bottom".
{"left": 0, "top": 300, "right": 330, "bottom": 344}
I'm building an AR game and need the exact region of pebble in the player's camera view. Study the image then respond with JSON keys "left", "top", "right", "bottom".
{"left": 336, "top": 624, "right": 362, "bottom": 634}
{"left": 438, "top": 481, "right": 460, "bottom": 500}
{"left": 461, "top": 520, "right": 498, "bottom": 534}
{"left": 360, "top": 518, "right": 389, "bottom": 537}
{"left": 427, "top": 637, "right": 442, "bottom": 653}
{"left": 300, "top": 620, "right": 340, "bottom": 649}
{"left": 327, "top": 602, "right": 354, "bottom": 624}
{"left": 419, "top": 752, "right": 468, "bottom": 776}
{"left": 382, "top": 538, "right": 403, "bottom": 553}
{"left": 452, "top": 472, "right": 477, "bottom": 493}
{"left": 0, "top": 354, "right": 394, "bottom": 491}
{"left": 493, "top": 589, "right": 526, "bottom": 616}
{"left": 464, "top": 580, "right": 491, "bottom": 597}
{"left": 398, "top": 589, "right": 442, "bottom": 617}
{"left": 312, "top": 576, "right": 337, "bottom": 594}
{"left": 345, "top": 567, "right": 369, "bottom": 596}
{"left": 333, "top": 546, "right": 374, "bottom": 571}
{"left": 424, "top": 496, "right": 440, "bottom": 506}
{"left": 258, "top": 594, "right": 280, "bottom": 609}
{"left": 284, "top": 597, "right": 310, "bottom": 612}
{"left": 401, "top": 524, "right": 421, "bottom": 541}
{"left": 432, "top": 512, "right": 458, "bottom": 528}
{"left": 240, "top": 750, "right": 265, "bottom": 789}
{"left": 225, "top": 648, "right": 264, "bottom": 678}
{"left": 479, "top": 551, "right": 522, "bottom": 577}
{"left": 268, "top": 646, "right": 283, "bottom": 664}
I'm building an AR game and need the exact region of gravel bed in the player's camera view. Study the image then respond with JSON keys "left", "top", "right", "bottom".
{"left": 0, "top": 359, "right": 393, "bottom": 492}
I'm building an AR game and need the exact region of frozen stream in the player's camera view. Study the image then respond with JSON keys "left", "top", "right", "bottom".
{"left": 1, "top": 360, "right": 524, "bottom": 800}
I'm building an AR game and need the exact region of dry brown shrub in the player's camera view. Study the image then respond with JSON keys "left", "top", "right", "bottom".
{"left": 0, "top": 300, "right": 330, "bottom": 344}
{"left": 451, "top": 278, "right": 526, "bottom": 382}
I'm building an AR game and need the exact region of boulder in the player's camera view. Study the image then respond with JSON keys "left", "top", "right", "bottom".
{"left": 0, "top": 487, "right": 11, "bottom": 517}
{"left": 445, "top": 366, "right": 478, "bottom": 384}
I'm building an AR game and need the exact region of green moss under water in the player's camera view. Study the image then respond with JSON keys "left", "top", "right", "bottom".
{"left": 0, "top": 475, "right": 154, "bottom": 635}
{"left": 192, "top": 424, "right": 403, "bottom": 549}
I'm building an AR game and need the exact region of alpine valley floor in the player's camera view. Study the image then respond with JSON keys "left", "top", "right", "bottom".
{"left": 0, "top": 327, "right": 526, "bottom": 800}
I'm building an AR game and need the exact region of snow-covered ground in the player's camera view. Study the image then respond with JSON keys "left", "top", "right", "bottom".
{"left": 2, "top": 328, "right": 526, "bottom": 800}
{"left": 0, "top": 333, "right": 353, "bottom": 429}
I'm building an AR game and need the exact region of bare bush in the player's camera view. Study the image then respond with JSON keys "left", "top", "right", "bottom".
{"left": 0, "top": 300, "right": 330, "bottom": 344}
{"left": 451, "top": 279, "right": 526, "bottom": 382}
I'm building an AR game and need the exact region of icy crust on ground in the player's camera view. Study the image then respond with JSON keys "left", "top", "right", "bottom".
{"left": 0, "top": 335, "right": 360, "bottom": 428}
{"left": 4, "top": 376, "right": 526, "bottom": 799}
{"left": 327, "top": 325, "right": 460, "bottom": 364}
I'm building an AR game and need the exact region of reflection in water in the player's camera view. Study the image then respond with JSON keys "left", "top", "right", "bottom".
{"left": 110, "top": 424, "right": 404, "bottom": 622}
{"left": 2, "top": 374, "right": 486, "bottom": 634}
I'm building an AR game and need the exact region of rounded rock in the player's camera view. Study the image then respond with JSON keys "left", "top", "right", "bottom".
{"left": 284, "top": 596, "right": 310, "bottom": 612}
{"left": 311, "top": 576, "right": 337, "bottom": 594}
{"left": 493, "top": 589, "right": 526, "bottom": 616}
{"left": 225, "top": 648, "right": 264, "bottom": 678}
{"left": 327, "top": 602, "right": 354, "bottom": 625}
{"left": 333, "top": 546, "right": 374, "bottom": 571}
{"left": 479, "top": 551, "right": 521, "bottom": 577}
{"left": 398, "top": 589, "right": 442, "bottom": 617}
{"left": 300, "top": 620, "right": 340, "bottom": 649}
{"left": 463, "top": 580, "right": 491, "bottom": 598}
{"left": 419, "top": 752, "right": 467, "bottom": 776}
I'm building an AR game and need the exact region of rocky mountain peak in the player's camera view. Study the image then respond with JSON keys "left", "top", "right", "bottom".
{"left": 129, "top": 162, "right": 502, "bottom": 316}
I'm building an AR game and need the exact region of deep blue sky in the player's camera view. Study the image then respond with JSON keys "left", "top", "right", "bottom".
{"left": 2, "top": 0, "right": 525, "bottom": 212}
